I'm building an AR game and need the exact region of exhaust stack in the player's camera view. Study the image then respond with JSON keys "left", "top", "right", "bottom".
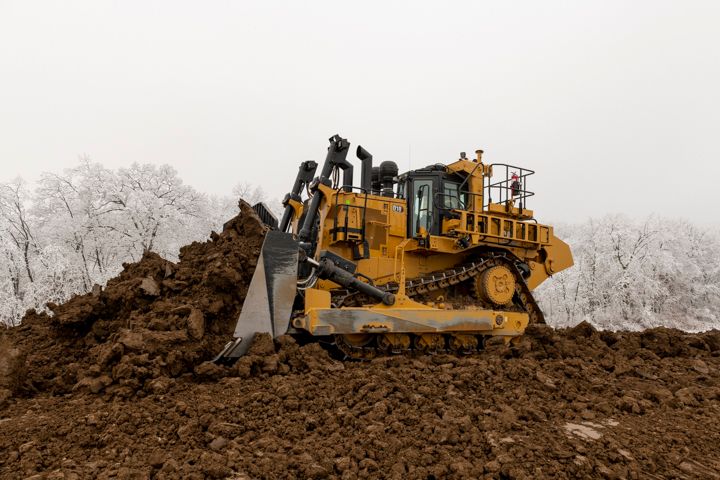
{"left": 371, "top": 166, "right": 381, "bottom": 195}
{"left": 356, "top": 145, "right": 373, "bottom": 193}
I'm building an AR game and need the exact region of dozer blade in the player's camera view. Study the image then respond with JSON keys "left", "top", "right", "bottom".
{"left": 214, "top": 231, "right": 298, "bottom": 364}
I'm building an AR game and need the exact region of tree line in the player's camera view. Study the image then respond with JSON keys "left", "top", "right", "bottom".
{"left": 0, "top": 159, "right": 273, "bottom": 327}
{"left": 536, "top": 216, "right": 720, "bottom": 332}
{"left": 1, "top": 162, "right": 718, "bottom": 331}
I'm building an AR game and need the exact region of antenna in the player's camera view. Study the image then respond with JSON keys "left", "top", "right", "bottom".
{"left": 408, "top": 144, "right": 411, "bottom": 172}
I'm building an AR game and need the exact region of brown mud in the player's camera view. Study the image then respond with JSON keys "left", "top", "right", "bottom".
{"left": 1, "top": 202, "right": 719, "bottom": 479}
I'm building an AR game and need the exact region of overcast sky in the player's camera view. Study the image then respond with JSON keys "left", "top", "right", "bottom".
{"left": 1, "top": 0, "right": 719, "bottom": 225}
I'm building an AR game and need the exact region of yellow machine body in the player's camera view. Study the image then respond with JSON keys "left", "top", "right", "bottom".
{"left": 287, "top": 145, "right": 571, "bottom": 356}
{"left": 217, "top": 136, "right": 573, "bottom": 361}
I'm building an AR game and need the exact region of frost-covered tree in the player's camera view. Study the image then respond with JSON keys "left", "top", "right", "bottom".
{"left": 232, "top": 182, "right": 267, "bottom": 205}
{"left": 0, "top": 179, "right": 37, "bottom": 287}
{"left": 232, "top": 181, "right": 283, "bottom": 219}
{"left": 537, "top": 215, "right": 720, "bottom": 332}
{"left": 0, "top": 160, "right": 243, "bottom": 327}
{"left": 0, "top": 216, "right": 27, "bottom": 327}
{"left": 107, "top": 163, "right": 205, "bottom": 259}
{"left": 0, "top": 179, "right": 40, "bottom": 325}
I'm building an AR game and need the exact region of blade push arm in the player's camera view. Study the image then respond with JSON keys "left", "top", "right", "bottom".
{"left": 298, "top": 135, "right": 352, "bottom": 252}
{"left": 279, "top": 160, "right": 318, "bottom": 232}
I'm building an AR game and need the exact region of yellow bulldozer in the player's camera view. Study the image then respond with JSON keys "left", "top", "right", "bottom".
{"left": 216, "top": 134, "right": 572, "bottom": 361}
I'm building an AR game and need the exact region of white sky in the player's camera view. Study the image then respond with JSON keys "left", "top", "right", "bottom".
{"left": 1, "top": 0, "right": 719, "bottom": 224}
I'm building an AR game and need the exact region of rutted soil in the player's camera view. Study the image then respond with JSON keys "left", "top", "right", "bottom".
{"left": 1, "top": 202, "right": 719, "bottom": 479}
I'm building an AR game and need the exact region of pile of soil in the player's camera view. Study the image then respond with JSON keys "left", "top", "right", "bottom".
{"left": 1, "top": 201, "right": 719, "bottom": 479}
{"left": 0, "top": 200, "right": 267, "bottom": 399}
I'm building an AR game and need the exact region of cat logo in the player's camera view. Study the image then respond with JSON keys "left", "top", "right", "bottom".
{"left": 392, "top": 205, "right": 403, "bottom": 213}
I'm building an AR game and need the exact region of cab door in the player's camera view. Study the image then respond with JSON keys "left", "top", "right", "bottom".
{"left": 409, "top": 177, "right": 436, "bottom": 237}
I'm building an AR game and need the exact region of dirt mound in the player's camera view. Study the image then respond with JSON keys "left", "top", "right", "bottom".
{"left": 1, "top": 324, "right": 719, "bottom": 479}
{"left": 1, "top": 202, "right": 720, "bottom": 478}
{"left": 0, "top": 200, "right": 267, "bottom": 398}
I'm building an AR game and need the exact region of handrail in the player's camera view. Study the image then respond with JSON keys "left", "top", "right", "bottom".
{"left": 337, "top": 184, "right": 405, "bottom": 199}
{"left": 331, "top": 185, "right": 370, "bottom": 244}
{"left": 484, "top": 163, "right": 535, "bottom": 210}
{"left": 393, "top": 238, "right": 412, "bottom": 295}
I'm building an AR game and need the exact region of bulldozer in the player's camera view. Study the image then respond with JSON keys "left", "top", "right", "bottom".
{"left": 216, "top": 134, "right": 572, "bottom": 361}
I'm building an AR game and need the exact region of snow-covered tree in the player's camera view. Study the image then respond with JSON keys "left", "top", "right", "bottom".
{"left": 0, "top": 179, "right": 39, "bottom": 325}
{"left": 232, "top": 181, "right": 283, "bottom": 219}
{"left": 537, "top": 215, "right": 720, "bottom": 332}
{"left": 0, "top": 160, "right": 242, "bottom": 327}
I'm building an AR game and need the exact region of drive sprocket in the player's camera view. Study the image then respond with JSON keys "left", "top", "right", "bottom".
{"left": 475, "top": 264, "right": 515, "bottom": 306}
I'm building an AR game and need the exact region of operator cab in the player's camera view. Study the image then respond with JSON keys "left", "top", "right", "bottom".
{"left": 397, "top": 164, "right": 467, "bottom": 238}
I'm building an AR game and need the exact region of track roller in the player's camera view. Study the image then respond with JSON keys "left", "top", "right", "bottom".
{"left": 448, "top": 334, "right": 479, "bottom": 354}
{"left": 413, "top": 334, "right": 445, "bottom": 353}
{"left": 377, "top": 333, "right": 411, "bottom": 354}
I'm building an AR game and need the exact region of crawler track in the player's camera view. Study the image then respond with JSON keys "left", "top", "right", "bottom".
{"left": 327, "top": 252, "right": 543, "bottom": 359}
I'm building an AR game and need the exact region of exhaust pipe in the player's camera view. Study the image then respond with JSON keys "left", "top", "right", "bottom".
{"left": 371, "top": 166, "right": 381, "bottom": 195}
{"left": 342, "top": 164, "right": 353, "bottom": 193}
{"left": 356, "top": 146, "right": 373, "bottom": 193}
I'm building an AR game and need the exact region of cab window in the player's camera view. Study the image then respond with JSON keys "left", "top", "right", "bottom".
{"left": 443, "top": 181, "right": 465, "bottom": 209}
{"left": 396, "top": 181, "right": 405, "bottom": 199}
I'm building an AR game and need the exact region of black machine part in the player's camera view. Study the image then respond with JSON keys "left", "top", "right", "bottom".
{"left": 306, "top": 255, "right": 395, "bottom": 306}
{"left": 318, "top": 250, "right": 356, "bottom": 274}
{"left": 252, "top": 202, "right": 279, "bottom": 230}
{"left": 299, "top": 135, "right": 352, "bottom": 250}
{"left": 356, "top": 145, "right": 373, "bottom": 193}
{"left": 279, "top": 160, "right": 318, "bottom": 232}
{"left": 371, "top": 166, "right": 381, "bottom": 195}
{"left": 379, "top": 161, "right": 398, "bottom": 197}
